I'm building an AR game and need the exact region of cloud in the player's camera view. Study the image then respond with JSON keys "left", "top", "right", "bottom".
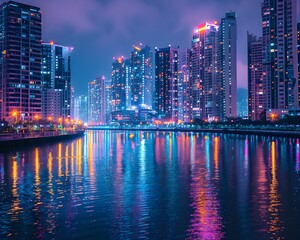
{"left": 38, "top": 0, "right": 99, "bottom": 33}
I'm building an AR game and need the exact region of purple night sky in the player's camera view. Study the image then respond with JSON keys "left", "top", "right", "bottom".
{"left": 7, "top": 0, "right": 300, "bottom": 96}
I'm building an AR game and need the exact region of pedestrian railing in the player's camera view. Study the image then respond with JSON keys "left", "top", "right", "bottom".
{"left": 0, "top": 130, "right": 82, "bottom": 141}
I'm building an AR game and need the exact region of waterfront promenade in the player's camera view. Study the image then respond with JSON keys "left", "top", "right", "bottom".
{"left": 88, "top": 125, "right": 300, "bottom": 138}
{"left": 0, "top": 130, "right": 85, "bottom": 149}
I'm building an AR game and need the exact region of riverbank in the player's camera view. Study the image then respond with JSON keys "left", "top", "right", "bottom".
{"left": 88, "top": 126, "right": 300, "bottom": 138}
{"left": 0, "top": 130, "right": 85, "bottom": 150}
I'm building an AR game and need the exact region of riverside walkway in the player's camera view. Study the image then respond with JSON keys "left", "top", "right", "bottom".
{"left": 88, "top": 125, "right": 300, "bottom": 138}
{"left": 0, "top": 130, "right": 85, "bottom": 150}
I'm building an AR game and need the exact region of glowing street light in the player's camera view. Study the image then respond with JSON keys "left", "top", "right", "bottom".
{"left": 11, "top": 110, "right": 19, "bottom": 123}
{"left": 12, "top": 110, "right": 18, "bottom": 117}
{"left": 270, "top": 113, "right": 278, "bottom": 122}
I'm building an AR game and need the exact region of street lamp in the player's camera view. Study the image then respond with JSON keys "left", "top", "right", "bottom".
{"left": 270, "top": 113, "right": 278, "bottom": 122}
{"left": 11, "top": 110, "right": 18, "bottom": 123}
{"left": 57, "top": 117, "right": 62, "bottom": 130}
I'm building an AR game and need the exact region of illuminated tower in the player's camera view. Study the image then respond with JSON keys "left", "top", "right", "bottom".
{"left": 178, "top": 49, "right": 193, "bottom": 122}
{"left": 247, "top": 33, "right": 264, "bottom": 120}
{"left": 297, "top": 23, "right": 300, "bottom": 106}
{"left": 105, "top": 78, "right": 112, "bottom": 122}
{"left": 0, "top": 1, "right": 42, "bottom": 121}
{"left": 88, "top": 76, "right": 106, "bottom": 124}
{"left": 130, "top": 44, "right": 153, "bottom": 108}
{"left": 41, "top": 42, "right": 73, "bottom": 119}
{"left": 191, "top": 22, "right": 219, "bottom": 120}
{"left": 71, "top": 86, "right": 75, "bottom": 119}
{"left": 219, "top": 12, "right": 237, "bottom": 120}
{"left": 74, "top": 95, "right": 87, "bottom": 123}
{"left": 155, "top": 46, "right": 179, "bottom": 122}
{"left": 111, "top": 57, "right": 131, "bottom": 112}
{"left": 262, "top": 0, "right": 298, "bottom": 110}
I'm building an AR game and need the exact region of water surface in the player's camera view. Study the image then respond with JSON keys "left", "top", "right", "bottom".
{"left": 1, "top": 130, "right": 300, "bottom": 239}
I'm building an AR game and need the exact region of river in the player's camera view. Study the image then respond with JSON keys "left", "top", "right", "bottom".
{"left": 1, "top": 130, "right": 300, "bottom": 239}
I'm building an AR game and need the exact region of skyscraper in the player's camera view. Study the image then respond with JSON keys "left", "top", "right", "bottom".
{"left": 105, "top": 77, "right": 112, "bottom": 123}
{"left": 155, "top": 46, "right": 179, "bottom": 122}
{"left": 191, "top": 22, "right": 219, "bottom": 121}
{"left": 0, "top": 1, "right": 42, "bottom": 122}
{"left": 111, "top": 57, "right": 130, "bottom": 112}
{"left": 124, "top": 59, "right": 131, "bottom": 110}
{"left": 237, "top": 88, "right": 248, "bottom": 118}
{"left": 88, "top": 76, "right": 106, "bottom": 124}
{"left": 74, "top": 95, "right": 88, "bottom": 123}
{"left": 178, "top": 49, "right": 192, "bottom": 122}
{"left": 41, "top": 42, "right": 73, "bottom": 120}
{"left": 219, "top": 12, "right": 237, "bottom": 120}
{"left": 70, "top": 86, "right": 75, "bottom": 119}
{"left": 130, "top": 44, "right": 153, "bottom": 108}
{"left": 262, "top": 0, "right": 298, "bottom": 110}
{"left": 297, "top": 23, "right": 300, "bottom": 106}
{"left": 247, "top": 33, "right": 264, "bottom": 120}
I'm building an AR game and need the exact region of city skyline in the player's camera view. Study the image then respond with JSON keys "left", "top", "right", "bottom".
{"left": 1, "top": 1, "right": 300, "bottom": 239}
{"left": 6, "top": 0, "right": 300, "bottom": 96}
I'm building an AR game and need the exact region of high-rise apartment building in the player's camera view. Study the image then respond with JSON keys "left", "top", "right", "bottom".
{"left": 70, "top": 86, "right": 75, "bottom": 119}
{"left": 191, "top": 22, "right": 220, "bottom": 121}
{"left": 155, "top": 46, "right": 179, "bottom": 122}
{"left": 178, "top": 49, "right": 192, "bottom": 122}
{"left": 0, "top": 1, "right": 42, "bottom": 122}
{"left": 219, "top": 12, "right": 237, "bottom": 120}
{"left": 262, "top": 0, "right": 298, "bottom": 110}
{"left": 41, "top": 42, "right": 73, "bottom": 120}
{"left": 111, "top": 57, "right": 131, "bottom": 112}
{"left": 247, "top": 33, "right": 264, "bottom": 120}
{"left": 237, "top": 88, "right": 248, "bottom": 118}
{"left": 88, "top": 76, "right": 106, "bottom": 124}
{"left": 297, "top": 23, "right": 300, "bottom": 106}
{"left": 74, "top": 95, "right": 88, "bottom": 123}
{"left": 105, "top": 78, "right": 112, "bottom": 123}
{"left": 130, "top": 44, "right": 153, "bottom": 108}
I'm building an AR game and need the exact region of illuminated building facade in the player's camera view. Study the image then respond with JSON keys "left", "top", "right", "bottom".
{"left": 247, "top": 33, "right": 264, "bottom": 120}
{"left": 0, "top": 1, "right": 42, "bottom": 121}
{"left": 219, "top": 12, "right": 237, "bottom": 120}
{"left": 105, "top": 78, "right": 112, "bottom": 123}
{"left": 178, "top": 49, "right": 193, "bottom": 122}
{"left": 297, "top": 23, "right": 300, "bottom": 106}
{"left": 237, "top": 88, "right": 248, "bottom": 118}
{"left": 262, "top": 0, "right": 298, "bottom": 110}
{"left": 124, "top": 59, "right": 131, "bottom": 110}
{"left": 70, "top": 86, "right": 75, "bottom": 119}
{"left": 191, "top": 22, "right": 220, "bottom": 121}
{"left": 74, "top": 95, "right": 87, "bottom": 123}
{"left": 155, "top": 46, "right": 179, "bottom": 122}
{"left": 111, "top": 57, "right": 131, "bottom": 112}
{"left": 88, "top": 76, "right": 106, "bottom": 124}
{"left": 130, "top": 44, "right": 153, "bottom": 108}
{"left": 42, "top": 89, "right": 62, "bottom": 120}
{"left": 41, "top": 42, "right": 73, "bottom": 120}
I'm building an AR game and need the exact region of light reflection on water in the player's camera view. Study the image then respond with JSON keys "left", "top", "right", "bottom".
{"left": 0, "top": 130, "right": 300, "bottom": 239}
